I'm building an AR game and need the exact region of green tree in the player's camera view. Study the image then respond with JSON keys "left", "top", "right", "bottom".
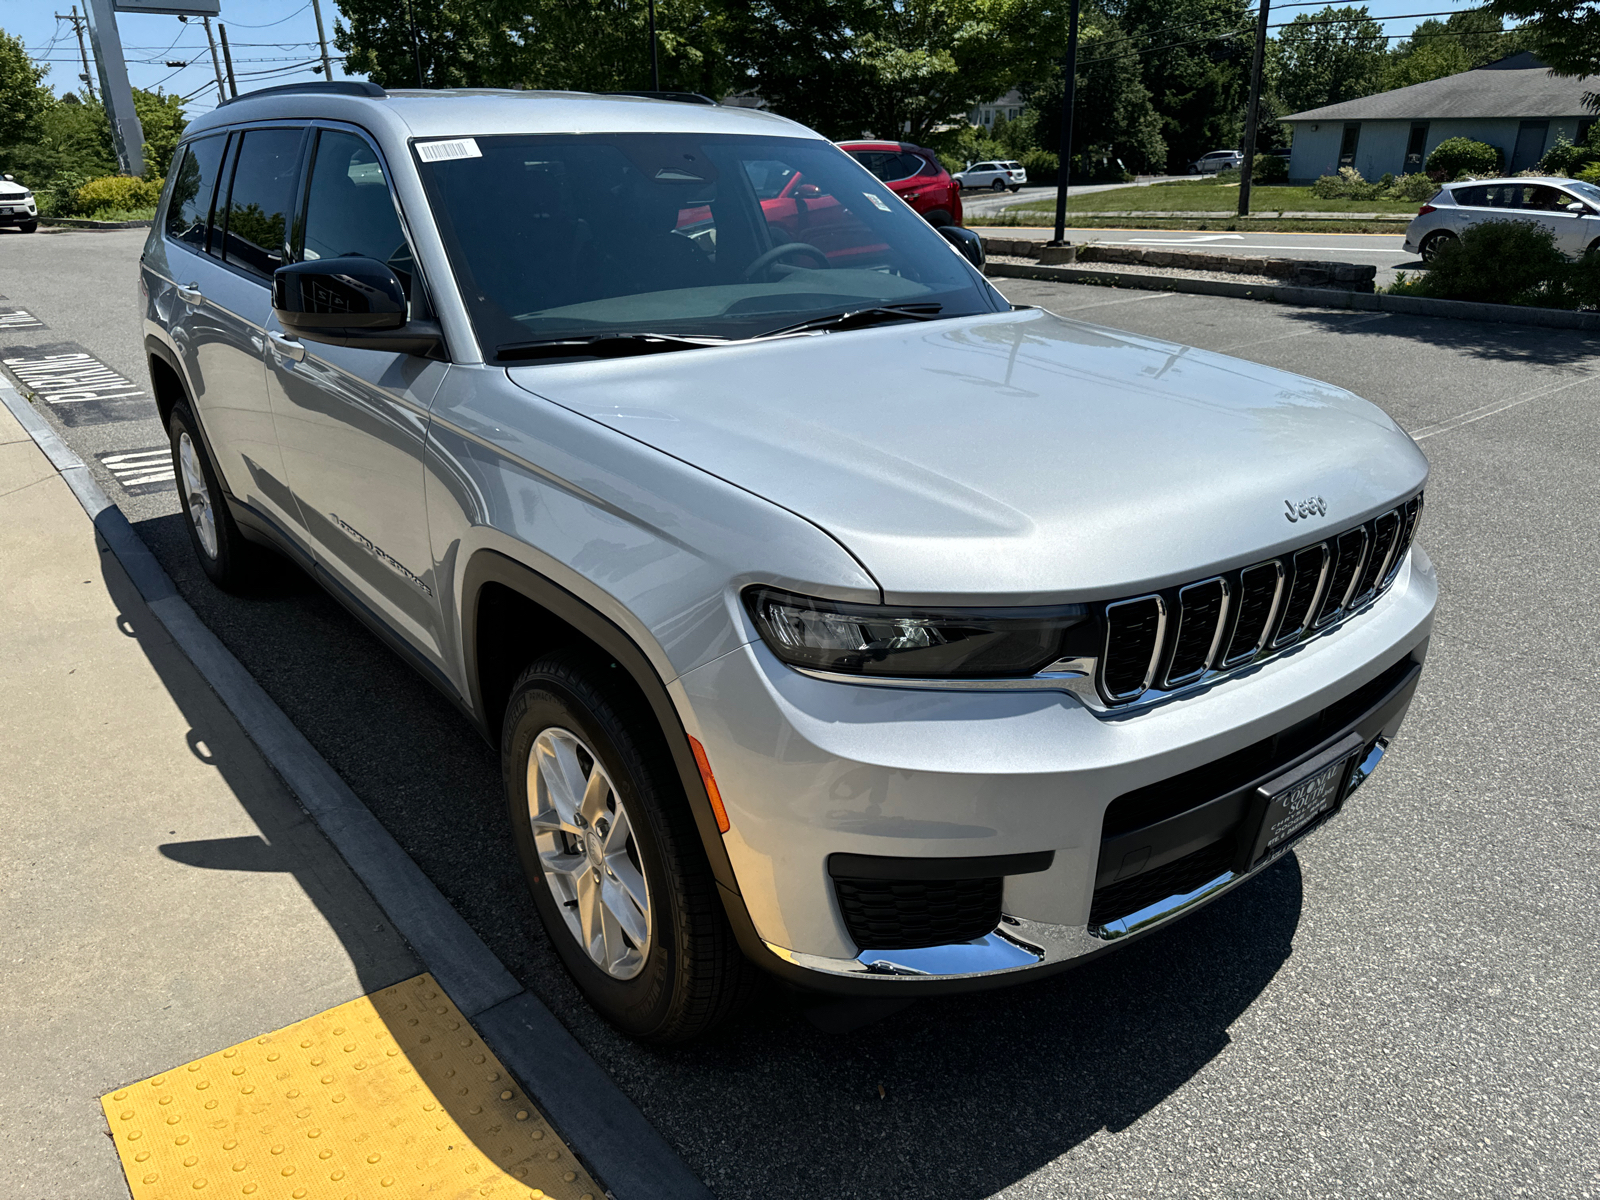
{"left": 1273, "top": 5, "right": 1387, "bottom": 115}
{"left": 0, "top": 27, "right": 52, "bottom": 147}
{"left": 1024, "top": 12, "right": 1168, "bottom": 175}
{"left": 1105, "top": 0, "right": 1254, "bottom": 172}
{"left": 1384, "top": 8, "right": 1530, "bottom": 90}
{"left": 1482, "top": 0, "right": 1600, "bottom": 110}
{"left": 335, "top": 0, "right": 738, "bottom": 99}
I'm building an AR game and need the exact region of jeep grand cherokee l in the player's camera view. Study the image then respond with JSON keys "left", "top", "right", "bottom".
{"left": 141, "top": 82, "right": 1434, "bottom": 1042}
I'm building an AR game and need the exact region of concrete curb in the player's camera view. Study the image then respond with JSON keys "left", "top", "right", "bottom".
{"left": 37, "top": 216, "right": 153, "bottom": 230}
{"left": 0, "top": 380, "right": 711, "bottom": 1200}
{"left": 984, "top": 261, "right": 1600, "bottom": 332}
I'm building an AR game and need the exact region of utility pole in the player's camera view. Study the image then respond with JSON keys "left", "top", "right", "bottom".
{"left": 218, "top": 21, "right": 237, "bottom": 98}
{"left": 56, "top": 7, "right": 97, "bottom": 101}
{"left": 83, "top": 0, "right": 144, "bottom": 175}
{"left": 1237, "top": 0, "right": 1271, "bottom": 217}
{"left": 648, "top": 0, "right": 660, "bottom": 90}
{"left": 202, "top": 15, "right": 225, "bottom": 104}
{"left": 311, "top": 0, "right": 334, "bottom": 80}
{"left": 404, "top": 0, "right": 424, "bottom": 86}
{"left": 1050, "top": 0, "right": 1081, "bottom": 246}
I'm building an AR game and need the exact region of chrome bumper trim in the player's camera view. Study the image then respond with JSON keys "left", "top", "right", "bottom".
{"left": 767, "top": 736, "right": 1393, "bottom": 983}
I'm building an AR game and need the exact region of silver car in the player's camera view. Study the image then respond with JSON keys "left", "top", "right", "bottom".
{"left": 1404, "top": 175, "right": 1600, "bottom": 261}
{"left": 141, "top": 82, "right": 1435, "bottom": 1042}
{"left": 956, "top": 159, "right": 1026, "bottom": 191}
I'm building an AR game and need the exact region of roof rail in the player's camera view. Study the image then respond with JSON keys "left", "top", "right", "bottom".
{"left": 219, "top": 80, "right": 387, "bottom": 107}
{"left": 605, "top": 90, "right": 718, "bottom": 106}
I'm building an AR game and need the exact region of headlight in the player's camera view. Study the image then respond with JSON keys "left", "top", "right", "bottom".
{"left": 744, "top": 586, "right": 1086, "bottom": 679}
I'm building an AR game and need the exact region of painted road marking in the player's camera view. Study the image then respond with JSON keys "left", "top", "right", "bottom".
{"left": 0, "top": 343, "right": 150, "bottom": 426}
{"left": 1127, "top": 234, "right": 1244, "bottom": 244}
{"left": 103, "top": 973, "right": 601, "bottom": 1200}
{"left": 95, "top": 446, "right": 176, "bottom": 495}
{"left": 0, "top": 307, "right": 47, "bottom": 330}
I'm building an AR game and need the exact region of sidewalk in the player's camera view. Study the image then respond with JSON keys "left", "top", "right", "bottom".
{"left": 0, "top": 401, "right": 600, "bottom": 1198}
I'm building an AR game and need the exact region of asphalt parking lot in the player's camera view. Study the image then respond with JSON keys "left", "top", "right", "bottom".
{"left": 3, "top": 226, "right": 1597, "bottom": 1198}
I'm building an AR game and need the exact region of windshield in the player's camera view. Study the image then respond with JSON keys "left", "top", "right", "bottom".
{"left": 413, "top": 133, "right": 998, "bottom": 361}
{"left": 1567, "top": 180, "right": 1600, "bottom": 206}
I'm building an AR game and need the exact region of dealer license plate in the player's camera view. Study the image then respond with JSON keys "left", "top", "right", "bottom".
{"left": 1241, "top": 734, "right": 1363, "bottom": 870}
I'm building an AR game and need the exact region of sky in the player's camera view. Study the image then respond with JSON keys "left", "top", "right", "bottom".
{"left": 3, "top": 0, "right": 1495, "bottom": 120}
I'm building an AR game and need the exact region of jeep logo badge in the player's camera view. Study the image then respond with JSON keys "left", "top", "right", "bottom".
{"left": 1284, "top": 496, "right": 1327, "bottom": 523}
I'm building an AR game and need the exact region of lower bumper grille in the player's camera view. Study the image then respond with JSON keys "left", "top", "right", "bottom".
{"left": 833, "top": 876, "right": 1002, "bottom": 951}
{"left": 1089, "top": 839, "right": 1235, "bottom": 928}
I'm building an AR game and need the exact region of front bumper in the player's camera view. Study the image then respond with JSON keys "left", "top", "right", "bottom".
{"left": 0, "top": 204, "right": 37, "bottom": 225}
{"left": 674, "top": 547, "right": 1436, "bottom": 992}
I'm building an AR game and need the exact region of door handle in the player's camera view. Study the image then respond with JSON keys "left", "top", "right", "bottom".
{"left": 268, "top": 330, "right": 305, "bottom": 363}
{"left": 175, "top": 282, "right": 203, "bottom": 304}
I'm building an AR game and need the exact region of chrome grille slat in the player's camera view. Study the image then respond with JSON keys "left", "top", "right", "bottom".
{"left": 1164, "top": 577, "right": 1229, "bottom": 688}
{"left": 1095, "top": 491, "right": 1422, "bottom": 708}
{"left": 1220, "top": 561, "right": 1284, "bottom": 668}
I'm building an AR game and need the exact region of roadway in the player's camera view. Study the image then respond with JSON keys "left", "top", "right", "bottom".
{"left": 4, "top": 224, "right": 1596, "bottom": 1199}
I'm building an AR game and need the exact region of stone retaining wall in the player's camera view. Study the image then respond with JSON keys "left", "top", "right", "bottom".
{"left": 980, "top": 237, "right": 1378, "bottom": 293}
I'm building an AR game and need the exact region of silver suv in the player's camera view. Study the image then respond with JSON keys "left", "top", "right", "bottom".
{"left": 142, "top": 82, "right": 1435, "bottom": 1042}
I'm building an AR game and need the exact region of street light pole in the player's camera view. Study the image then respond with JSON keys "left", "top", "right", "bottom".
{"left": 1050, "top": 0, "right": 1081, "bottom": 246}
{"left": 202, "top": 15, "right": 225, "bottom": 105}
{"left": 648, "top": 0, "right": 660, "bottom": 91}
{"left": 218, "top": 21, "right": 237, "bottom": 99}
{"left": 57, "top": 6, "right": 96, "bottom": 101}
{"left": 1237, "top": 0, "right": 1271, "bottom": 217}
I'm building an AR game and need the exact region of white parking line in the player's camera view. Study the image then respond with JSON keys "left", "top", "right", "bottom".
{"left": 1409, "top": 373, "right": 1596, "bottom": 441}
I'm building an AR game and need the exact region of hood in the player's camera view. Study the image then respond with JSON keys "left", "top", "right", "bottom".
{"left": 507, "top": 307, "right": 1427, "bottom": 604}
{"left": 0, "top": 180, "right": 29, "bottom": 199}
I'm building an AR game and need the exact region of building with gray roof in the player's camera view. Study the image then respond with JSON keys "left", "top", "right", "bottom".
{"left": 1280, "top": 52, "right": 1597, "bottom": 183}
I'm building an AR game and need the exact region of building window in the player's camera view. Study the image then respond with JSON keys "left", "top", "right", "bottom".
{"left": 1405, "top": 122, "right": 1429, "bottom": 173}
{"left": 1338, "top": 123, "right": 1361, "bottom": 170}
{"left": 1579, "top": 118, "right": 1595, "bottom": 146}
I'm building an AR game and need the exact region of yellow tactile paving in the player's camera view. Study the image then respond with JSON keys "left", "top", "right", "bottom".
{"left": 101, "top": 974, "right": 600, "bottom": 1200}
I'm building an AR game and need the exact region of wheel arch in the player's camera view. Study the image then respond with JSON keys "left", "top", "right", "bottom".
{"left": 144, "top": 334, "right": 190, "bottom": 432}
{"left": 462, "top": 550, "right": 748, "bottom": 908}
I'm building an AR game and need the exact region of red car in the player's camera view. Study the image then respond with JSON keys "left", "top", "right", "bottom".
{"left": 837, "top": 140, "right": 964, "bottom": 227}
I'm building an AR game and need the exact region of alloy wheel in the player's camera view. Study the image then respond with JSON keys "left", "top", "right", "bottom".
{"left": 178, "top": 431, "right": 218, "bottom": 560}
{"left": 527, "top": 727, "right": 652, "bottom": 980}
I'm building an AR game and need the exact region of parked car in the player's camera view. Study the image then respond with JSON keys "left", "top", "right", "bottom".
{"left": 144, "top": 82, "right": 1433, "bottom": 1043}
{"left": 0, "top": 174, "right": 38, "bottom": 233}
{"left": 837, "top": 140, "right": 963, "bottom": 226}
{"left": 1404, "top": 175, "right": 1600, "bottom": 261}
{"left": 954, "top": 159, "right": 1027, "bottom": 192}
{"left": 1190, "top": 150, "right": 1244, "bottom": 175}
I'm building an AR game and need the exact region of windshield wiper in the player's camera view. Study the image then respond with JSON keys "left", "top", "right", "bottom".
{"left": 498, "top": 333, "right": 729, "bottom": 361}
{"left": 755, "top": 303, "right": 944, "bottom": 340}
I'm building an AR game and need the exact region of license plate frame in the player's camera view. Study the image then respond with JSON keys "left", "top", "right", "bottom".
{"left": 1236, "top": 731, "right": 1365, "bottom": 873}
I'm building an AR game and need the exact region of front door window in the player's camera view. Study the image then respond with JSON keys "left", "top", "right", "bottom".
{"left": 1404, "top": 123, "right": 1429, "bottom": 174}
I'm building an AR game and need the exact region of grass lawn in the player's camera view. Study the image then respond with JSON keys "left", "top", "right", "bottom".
{"left": 1013, "top": 180, "right": 1420, "bottom": 215}
{"left": 972, "top": 214, "right": 1409, "bottom": 234}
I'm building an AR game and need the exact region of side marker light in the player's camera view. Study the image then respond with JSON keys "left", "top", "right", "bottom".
{"left": 688, "top": 736, "right": 730, "bottom": 833}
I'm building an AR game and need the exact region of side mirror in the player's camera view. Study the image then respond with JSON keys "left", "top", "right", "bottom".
{"left": 2, "top": 174, "right": 12, "bottom": 182}
{"left": 796, "top": 183, "right": 823, "bottom": 199}
{"left": 271, "top": 257, "right": 443, "bottom": 356}
{"left": 1567, "top": 201, "right": 1587, "bottom": 213}
{"left": 936, "top": 224, "right": 985, "bottom": 270}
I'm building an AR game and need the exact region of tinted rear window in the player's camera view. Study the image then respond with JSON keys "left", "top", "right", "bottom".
{"left": 219, "top": 127, "right": 304, "bottom": 280}
{"left": 165, "top": 134, "right": 227, "bottom": 251}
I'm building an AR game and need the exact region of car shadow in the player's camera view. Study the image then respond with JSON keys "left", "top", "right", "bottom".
{"left": 1274, "top": 304, "right": 1600, "bottom": 369}
{"left": 124, "top": 506, "right": 1308, "bottom": 1198}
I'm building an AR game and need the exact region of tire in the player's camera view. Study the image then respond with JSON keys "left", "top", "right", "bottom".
{"left": 167, "top": 402, "right": 264, "bottom": 591}
{"left": 1419, "top": 230, "right": 1456, "bottom": 263}
{"left": 503, "top": 651, "right": 754, "bottom": 1043}
{"left": 989, "top": 178, "right": 1007, "bottom": 193}
{"left": 1009, "top": 185, "right": 1021, "bottom": 193}
{"left": 20, "top": 220, "right": 37, "bottom": 233}
{"left": 923, "top": 207, "right": 953, "bottom": 227}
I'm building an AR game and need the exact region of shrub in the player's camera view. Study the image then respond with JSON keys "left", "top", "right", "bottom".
{"left": 1018, "top": 147, "right": 1059, "bottom": 182}
{"left": 73, "top": 174, "right": 161, "bottom": 216}
{"left": 1252, "top": 153, "right": 1288, "bottom": 182}
{"left": 1578, "top": 162, "right": 1600, "bottom": 185}
{"left": 1410, "top": 218, "right": 1569, "bottom": 305}
{"left": 1537, "top": 133, "right": 1600, "bottom": 178}
{"left": 1387, "top": 172, "right": 1439, "bottom": 202}
{"left": 1426, "top": 137, "right": 1502, "bottom": 181}
{"left": 1311, "top": 166, "right": 1383, "bottom": 200}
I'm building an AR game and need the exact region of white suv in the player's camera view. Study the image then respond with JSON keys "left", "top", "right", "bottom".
{"left": 955, "top": 160, "right": 1026, "bottom": 192}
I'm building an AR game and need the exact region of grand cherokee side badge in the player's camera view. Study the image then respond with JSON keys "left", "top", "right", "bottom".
{"left": 1284, "top": 496, "right": 1327, "bottom": 523}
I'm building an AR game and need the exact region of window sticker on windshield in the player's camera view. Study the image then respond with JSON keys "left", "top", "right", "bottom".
{"left": 416, "top": 138, "right": 482, "bottom": 162}
{"left": 864, "top": 191, "right": 891, "bottom": 211}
